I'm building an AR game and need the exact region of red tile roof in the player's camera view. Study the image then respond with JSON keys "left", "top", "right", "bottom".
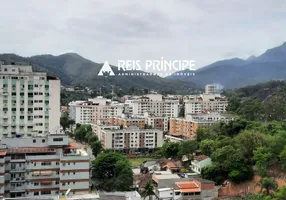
{"left": 194, "top": 155, "right": 209, "bottom": 161}
{"left": 175, "top": 181, "right": 201, "bottom": 193}
{"left": 176, "top": 182, "right": 198, "bottom": 189}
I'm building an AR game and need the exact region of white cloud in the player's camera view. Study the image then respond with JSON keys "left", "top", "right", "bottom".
{"left": 0, "top": 0, "right": 285, "bottom": 71}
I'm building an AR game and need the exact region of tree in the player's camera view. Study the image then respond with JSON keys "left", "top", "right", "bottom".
{"left": 60, "top": 111, "right": 70, "bottom": 131}
{"left": 256, "top": 177, "right": 278, "bottom": 195}
{"left": 92, "top": 152, "right": 133, "bottom": 191}
{"left": 279, "top": 146, "right": 286, "bottom": 170}
{"left": 160, "top": 142, "right": 180, "bottom": 158}
{"left": 235, "top": 130, "right": 268, "bottom": 162}
{"left": 178, "top": 140, "right": 198, "bottom": 158}
{"left": 211, "top": 145, "right": 253, "bottom": 183}
{"left": 90, "top": 140, "right": 102, "bottom": 157}
{"left": 141, "top": 180, "right": 155, "bottom": 200}
{"left": 199, "top": 139, "right": 218, "bottom": 156}
{"left": 275, "top": 186, "right": 286, "bottom": 200}
{"left": 254, "top": 147, "right": 274, "bottom": 177}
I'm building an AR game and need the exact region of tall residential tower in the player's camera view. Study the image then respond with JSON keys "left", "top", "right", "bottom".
{"left": 0, "top": 63, "right": 60, "bottom": 138}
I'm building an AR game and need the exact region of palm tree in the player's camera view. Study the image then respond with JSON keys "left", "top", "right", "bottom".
{"left": 141, "top": 180, "right": 155, "bottom": 200}
{"left": 256, "top": 177, "right": 278, "bottom": 195}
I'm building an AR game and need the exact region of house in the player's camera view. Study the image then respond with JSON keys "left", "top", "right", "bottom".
{"left": 161, "top": 161, "right": 182, "bottom": 173}
{"left": 154, "top": 178, "right": 217, "bottom": 200}
{"left": 140, "top": 160, "right": 160, "bottom": 173}
{"left": 190, "top": 155, "right": 212, "bottom": 174}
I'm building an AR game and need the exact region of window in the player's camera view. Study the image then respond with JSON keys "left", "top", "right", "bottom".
{"left": 41, "top": 162, "right": 51, "bottom": 166}
{"left": 53, "top": 138, "right": 63, "bottom": 142}
{"left": 55, "top": 181, "right": 59, "bottom": 185}
{"left": 34, "top": 182, "right": 39, "bottom": 186}
{"left": 33, "top": 139, "right": 36, "bottom": 143}
{"left": 42, "top": 139, "right": 45, "bottom": 143}
{"left": 41, "top": 191, "right": 51, "bottom": 195}
{"left": 34, "top": 192, "right": 39, "bottom": 196}
{"left": 56, "top": 162, "right": 59, "bottom": 165}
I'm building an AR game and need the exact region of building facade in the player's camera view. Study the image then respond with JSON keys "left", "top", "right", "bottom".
{"left": 205, "top": 84, "right": 217, "bottom": 95}
{"left": 0, "top": 135, "right": 90, "bottom": 198}
{"left": 169, "top": 113, "right": 232, "bottom": 140}
{"left": 68, "top": 97, "right": 124, "bottom": 124}
{"left": 129, "top": 94, "right": 179, "bottom": 118}
{"left": 184, "top": 94, "right": 228, "bottom": 115}
{"left": 108, "top": 117, "right": 145, "bottom": 129}
{"left": 0, "top": 64, "right": 60, "bottom": 138}
{"left": 100, "top": 127, "right": 163, "bottom": 154}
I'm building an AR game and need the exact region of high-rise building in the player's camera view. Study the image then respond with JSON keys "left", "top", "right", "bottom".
{"left": 0, "top": 64, "right": 60, "bottom": 138}
{"left": 0, "top": 134, "right": 90, "bottom": 198}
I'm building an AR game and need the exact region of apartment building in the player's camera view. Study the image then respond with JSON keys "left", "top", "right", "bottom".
{"left": 91, "top": 124, "right": 120, "bottom": 142}
{"left": 169, "top": 112, "right": 233, "bottom": 140}
{"left": 144, "top": 113, "right": 168, "bottom": 132}
{"left": 205, "top": 84, "right": 217, "bottom": 95}
{"left": 68, "top": 97, "right": 124, "bottom": 124}
{"left": 128, "top": 94, "right": 179, "bottom": 118}
{"left": 0, "top": 64, "right": 61, "bottom": 138}
{"left": 0, "top": 135, "right": 90, "bottom": 199}
{"left": 108, "top": 116, "right": 145, "bottom": 129}
{"left": 100, "top": 127, "right": 163, "bottom": 154}
{"left": 184, "top": 94, "right": 228, "bottom": 115}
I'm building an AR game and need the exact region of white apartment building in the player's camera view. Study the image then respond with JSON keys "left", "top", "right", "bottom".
{"left": 68, "top": 97, "right": 124, "bottom": 124}
{"left": 0, "top": 134, "right": 90, "bottom": 199}
{"left": 128, "top": 94, "right": 179, "bottom": 118}
{"left": 184, "top": 94, "right": 228, "bottom": 115}
{"left": 100, "top": 127, "right": 163, "bottom": 154}
{"left": 0, "top": 64, "right": 61, "bottom": 138}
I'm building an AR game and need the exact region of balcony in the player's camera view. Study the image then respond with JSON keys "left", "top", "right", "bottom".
{"left": 10, "top": 156, "right": 26, "bottom": 163}
{"left": 10, "top": 185, "right": 26, "bottom": 192}
{"left": 10, "top": 167, "right": 26, "bottom": 173}
{"left": 10, "top": 177, "right": 25, "bottom": 182}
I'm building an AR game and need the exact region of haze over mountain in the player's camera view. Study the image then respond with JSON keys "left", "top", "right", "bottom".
{"left": 169, "top": 42, "right": 286, "bottom": 89}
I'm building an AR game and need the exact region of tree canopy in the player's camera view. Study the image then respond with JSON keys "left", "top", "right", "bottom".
{"left": 92, "top": 152, "right": 133, "bottom": 191}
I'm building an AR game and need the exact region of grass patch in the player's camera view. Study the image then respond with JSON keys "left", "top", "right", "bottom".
{"left": 129, "top": 157, "right": 154, "bottom": 167}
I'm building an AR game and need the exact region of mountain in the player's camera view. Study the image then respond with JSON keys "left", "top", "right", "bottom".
{"left": 168, "top": 42, "right": 286, "bottom": 89}
{"left": 0, "top": 53, "right": 199, "bottom": 94}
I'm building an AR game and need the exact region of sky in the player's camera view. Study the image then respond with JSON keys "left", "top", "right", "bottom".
{"left": 0, "top": 0, "right": 286, "bottom": 71}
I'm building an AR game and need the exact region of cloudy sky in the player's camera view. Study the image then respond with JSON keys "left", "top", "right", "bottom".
{"left": 0, "top": 0, "right": 286, "bottom": 69}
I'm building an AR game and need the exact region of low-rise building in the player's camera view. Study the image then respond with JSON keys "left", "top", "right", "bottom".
{"left": 0, "top": 134, "right": 90, "bottom": 199}
{"left": 100, "top": 127, "right": 163, "bottom": 154}
{"left": 190, "top": 155, "right": 212, "bottom": 175}
{"left": 152, "top": 174, "right": 217, "bottom": 200}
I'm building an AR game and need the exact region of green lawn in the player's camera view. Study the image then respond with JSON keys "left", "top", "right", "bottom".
{"left": 129, "top": 157, "right": 154, "bottom": 167}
